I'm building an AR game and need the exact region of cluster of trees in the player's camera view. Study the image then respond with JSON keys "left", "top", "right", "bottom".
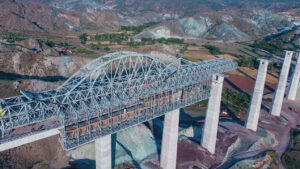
{"left": 203, "top": 44, "right": 224, "bottom": 55}
{"left": 79, "top": 33, "right": 88, "bottom": 44}
{"left": 222, "top": 88, "right": 250, "bottom": 113}
{"left": 120, "top": 22, "right": 158, "bottom": 34}
{"left": 234, "top": 55, "right": 274, "bottom": 71}
{"left": 126, "top": 37, "right": 184, "bottom": 47}
{"left": 127, "top": 41, "right": 144, "bottom": 47}
{"left": 89, "top": 44, "right": 99, "bottom": 50}
{"left": 142, "top": 37, "right": 184, "bottom": 44}
{"left": 79, "top": 22, "right": 159, "bottom": 46}
{"left": 45, "top": 40, "right": 55, "bottom": 47}
{"left": 237, "top": 55, "right": 259, "bottom": 68}
{"left": 104, "top": 47, "right": 110, "bottom": 52}
{"left": 94, "top": 33, "right": 129, "bottom": 44}
{"left": 2, "top": 31, "right": 25, "bottom": 43}
{"left": 88, "top": 44, "right": 110, "bottom": 52}
{"left": 252, "top": 40, "right": 286, "bottom": 55}
{"left": 232, "top": 53, "right": 275, "bottom": 70}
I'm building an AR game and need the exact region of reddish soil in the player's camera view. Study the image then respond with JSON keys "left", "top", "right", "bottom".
{"left": 224, "top": 74, "right": 276, "bottom": 95}
{"left": 176, "top": 129, "right": 237, "bottom": 169}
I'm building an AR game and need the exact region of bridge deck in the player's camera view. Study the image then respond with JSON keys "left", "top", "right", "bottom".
{"left": 0, "top": 119, "right": 60, "bottom": 145}
{"left": 0, "top": 52, "right": 237, "bottom": 150}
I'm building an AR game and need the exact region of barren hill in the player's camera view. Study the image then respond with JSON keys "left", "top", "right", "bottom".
{"left": 135, "top": 9, "right": 292, "bottom": 42}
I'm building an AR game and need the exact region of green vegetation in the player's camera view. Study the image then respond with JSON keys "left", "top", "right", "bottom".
{"left": 127, "top": 37, "right": 184, "bottom": 47}
{"left": 79, "top": 33, "right": 88, "bottom": 44}
{"left": 2, "top": 31, "right": 26, "bottom": 43}
{"left": 82, "top": 22, "right": 159, "bottom": 48}
{"left": 126, "top": 41, "right": 144, "bottom": 47}
{"left": 195, "top": 99, "right": 208, "bottom": 107}
{"left": 268, "top": 151, "right": 277, "bottom": 157}
{"left": 57, "top": 42, "right": 73, "bottom": 48}
{"left": 222, "top": 89, "right": 250, "bottom": 114}
{"left": 180, "top": 44, "right": 189, "bottom": 53}
{"left": 229, "top": 53, "right": 259, "bottom": 69}
{"left": 89, "top": 44, "right": 99, "bottom": 50}
{"left": 232, "top": 53, "right": 275, "bottom": 70}
{"left": 203, "top": 44, "right": 224, "bottom": 55}
{"left": 266, "top": 151, "right": 279, "bottom": 168}
{"left": 282, "top": 129, "right": 300, "bottom": 169}
{"left": 76, "top": 48, "right": 96, "bottom": 54}
{"left": 251, "top": 27, "right": 300, "bottom": 56}
{"left": 94, "top": 33, "right": 129, "bottom": 44}
{"left": 264, "top": 98, "right": 273, "bottom": 102}
{"left": 252, "top": 38, "right": 297, "bottom": 56}
{"left": 45, "top": 40, "right": 55, "bottom": 47}
{"left": 42, "top": 39, "right": 75, "bottom": 50}
{"left": 238, "top": 55, "right": 259, "bottom": 68}
{"left": 120, "top": 22, "right": 158, "bottom": 34}
{"left": 252, "top": 40, "right": 284, "bottom": 55}
{"left": 267, "top": 61, "right": 275, "bottom": 71}
{"left": 158, "top": 38, "right": 184, "bottom": 44}
{"left": 141, "top": 37, "right": 184, "bottom": 44}
{"left": 104, "top": 47, "right": 110, "bottom": 52}
{"left": 82, "top": 22, "right": 183, "bottom": 51}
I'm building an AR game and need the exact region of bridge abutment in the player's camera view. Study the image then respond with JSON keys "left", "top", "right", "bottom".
{"left": 95, "top": 135, "right": 111, "bottom": 169}
{"left": 201, "top": 74, "right": 224, "bottom": 154}
{"left": 160, "top": 109, "right": 180, "bottom": 169}
{"left": 270, "top": 51, "right": 293, "bottom": 116}
{"left": 287, "top": 51, "right": 300, "bottom": 100}
{"left": 246, "top": 59, "right": 270, "bottom": 131}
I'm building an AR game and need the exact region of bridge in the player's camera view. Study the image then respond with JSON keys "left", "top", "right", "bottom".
{"left": 0, "top": 50, "right": 299, "bottom": 169}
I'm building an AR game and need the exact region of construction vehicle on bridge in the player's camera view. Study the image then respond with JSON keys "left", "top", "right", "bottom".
{"left": 0, "top": 107, "right": 5, "bottom": 117}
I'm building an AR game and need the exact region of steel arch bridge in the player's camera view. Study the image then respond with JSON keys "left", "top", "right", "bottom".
{"left": 0, "top": 51, "right": 237, "bottom": 150}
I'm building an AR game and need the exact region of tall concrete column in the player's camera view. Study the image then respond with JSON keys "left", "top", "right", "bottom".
{"left": 201, "top": 74, "right": 224, "bottom": 154}
{"left": 270, "top": 51, "right": 294, "bottom": 116}
{"left": 95, "top": 135, "right": 111, "bottom": 169}
{"left": 287, "top": 51, "right": 300, "bottom": 100}
{"left": 160, "top": 109, "right": 180, "bottom": 169}
{"left": 246, "top": 59, "right": 270, "bottom": 131}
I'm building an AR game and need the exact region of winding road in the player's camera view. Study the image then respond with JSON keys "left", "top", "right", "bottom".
{"left": 217, "top": 88, "right": 300, "bottom": 169}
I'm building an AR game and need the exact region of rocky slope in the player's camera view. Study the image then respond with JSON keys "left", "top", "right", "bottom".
{"left": 0, "top": 37, "right": 92, "bottom": 98}
{"left": 3, "top": 0, "right": 298, "bottom": 35}
{"left": 0, "top": 0, "right": 81, "bottom": 33}
{"left": 135, "top": 9, "right": 292, "bottom": 42}
{"left": 21, "top": 0, "right": 300, "bottom": 17}
{"left": 0, "top": 0, "right": 123, "bottom": 34}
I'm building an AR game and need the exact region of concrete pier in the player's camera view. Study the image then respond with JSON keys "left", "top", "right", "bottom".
{"left": 287, "top": 51, "right": 300, "bottom": 100}
{"left": 95, "top": 135, "right": 111, "bottom": 169}
{"left": 270, "top": 51, "right": 294, "bottom": 116}
{"left": 246, "top": 59, "right": 270, "bottom": 131}
{"left": 201, "top": 74, "right": 224, "bottom": 154}
{"left": 160, "top": 109, "right": 180, "bottom": 169}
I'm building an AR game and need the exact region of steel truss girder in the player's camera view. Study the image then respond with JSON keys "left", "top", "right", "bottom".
{"left": 0, "top": 51, "right": 237, "bottom": 149}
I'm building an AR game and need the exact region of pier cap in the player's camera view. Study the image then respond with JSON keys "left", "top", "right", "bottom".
{"left": 258, "top": 58, "right": 270, "bottom": 63}
{"left": 215, "top": 73, "right": 227, "bottom": 78}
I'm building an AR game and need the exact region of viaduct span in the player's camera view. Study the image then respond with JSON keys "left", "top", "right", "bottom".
{"left": 1, "top": 50, "right": 299, "bottom": 169}
{"left": 0, "top": 51, "right": 237, "bottom": 168}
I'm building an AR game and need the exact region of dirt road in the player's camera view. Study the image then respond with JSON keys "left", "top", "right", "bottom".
{"left": 217, "top": 88, "right": 300, "bottom": 169}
